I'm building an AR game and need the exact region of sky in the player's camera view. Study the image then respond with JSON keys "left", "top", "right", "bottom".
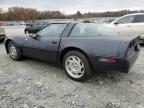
{"left": 0, "top": 0, "right": 144, "bottom": 14}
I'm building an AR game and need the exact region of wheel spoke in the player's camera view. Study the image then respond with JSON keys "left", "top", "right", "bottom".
{"left": 72, "top": 56, "right": 77, "bottom": 62}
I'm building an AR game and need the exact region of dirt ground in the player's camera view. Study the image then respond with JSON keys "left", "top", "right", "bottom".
{"left": 0, "top": 27, "right": 144, "bottom": 108}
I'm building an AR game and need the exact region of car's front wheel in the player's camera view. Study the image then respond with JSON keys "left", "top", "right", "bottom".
{"left": 63, "top": 50, "right": 93, "bottom": 82}
{"left": 8, "top": 41, "right": 23, "bottom": 60}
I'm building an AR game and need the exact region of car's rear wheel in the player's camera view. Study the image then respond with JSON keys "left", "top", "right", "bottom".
{"left": 8, "top": 41, "right": 22, "bottom": 60}
{"left": 63, "top": 50, "right": 93, "bottom": 82}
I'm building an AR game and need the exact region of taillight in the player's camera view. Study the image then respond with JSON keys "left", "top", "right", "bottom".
{"left": 107, "top": 58, "right": 116, "bottom": 64}
{"left": 99, "top": 57, "right": 116, "bottom": 64}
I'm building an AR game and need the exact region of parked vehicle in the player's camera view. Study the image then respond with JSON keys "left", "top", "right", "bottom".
{"left": 105, "top": 13, "right": 144, "bottom": 44}
{"left": 25, "top": 21, "right": 49, "bottom": 34}
{"left": 4, "top": 22, "right": 16, "bottom": 26}
{"left": 94, "top": 18, "right": 115, "bottom": 24}
{"left": 0, "top": 23, "right": 5, "bottom": 42}
{"left": 5, "top": 22, "right": 140, "bottom": 82}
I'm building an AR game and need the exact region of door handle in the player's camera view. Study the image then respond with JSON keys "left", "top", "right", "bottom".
{"left": 51, "top": 41, "right": 57, "bottom": 44}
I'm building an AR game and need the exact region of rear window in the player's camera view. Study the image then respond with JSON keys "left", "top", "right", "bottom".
{"left": 69, "top": 23, "right": 118, "bottom": 37}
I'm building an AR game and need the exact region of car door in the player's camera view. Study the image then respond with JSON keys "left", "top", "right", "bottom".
{"left": 22, "top": 23, "right": 67, "bottom": 63}
{"left": 132, "top": 15, "right": 144, "bottom": 37}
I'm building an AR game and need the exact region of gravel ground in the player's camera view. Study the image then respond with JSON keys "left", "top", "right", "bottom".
{"left": 0, "top": 27, "right": 144, "bottom": 108}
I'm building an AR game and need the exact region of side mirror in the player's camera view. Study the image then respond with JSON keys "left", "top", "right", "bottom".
{"left": 29, "top": 34, "right": 41, "bottom": 39}
{"left": 114, "top": 22, "right": 118, "bottom": 25}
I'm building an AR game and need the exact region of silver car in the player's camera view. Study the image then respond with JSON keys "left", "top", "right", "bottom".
{"left": 104, "top": 13, "right": 144, "bottom": 44}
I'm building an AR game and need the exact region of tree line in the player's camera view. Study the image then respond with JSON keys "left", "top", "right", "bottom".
{"left": 0, "top": 7, "right": 144, "bottom": 21}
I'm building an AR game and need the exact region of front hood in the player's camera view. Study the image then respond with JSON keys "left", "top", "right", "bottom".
{"left": 6, "top": 35, "right": 28, "bottom": 46}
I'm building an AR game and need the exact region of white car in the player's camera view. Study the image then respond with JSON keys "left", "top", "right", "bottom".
{"left": 104, "top": 13, "right": 144, "bottom": 44}
{"left": 0, "top": 23, "right": 5, "bottom": 42}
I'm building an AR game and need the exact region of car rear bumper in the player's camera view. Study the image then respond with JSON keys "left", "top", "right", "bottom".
{"left": 90, "top": 50, "right": 140, "bottom": 73}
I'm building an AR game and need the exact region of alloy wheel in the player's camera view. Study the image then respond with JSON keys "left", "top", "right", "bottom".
{"left": 65, "top": 56, "right": 85, "bottom": 79}
{"left": 9, "top": 43, "right": 18, "bottom": 59}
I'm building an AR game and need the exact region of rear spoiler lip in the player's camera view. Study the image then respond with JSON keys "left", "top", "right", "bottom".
{"left": 137, "top": 35, "right": 141, "bottom": 39}
{"left": 135, "top": 36, "right": 141, "bottom": 41}
{"left": 130, "top": 36, "right": 140, "bottom": 45}
{"left": 124, "top": 36, "right": 140, "bottom": 58}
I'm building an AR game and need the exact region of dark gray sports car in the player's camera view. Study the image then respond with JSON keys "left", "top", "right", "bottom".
{"left": 5, "top": 22, "right": 140, "bottom": 82}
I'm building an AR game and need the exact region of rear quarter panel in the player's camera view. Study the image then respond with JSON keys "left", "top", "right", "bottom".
{"left": 59, "top": 36, "right": 124, "bottom": 72}
{"left": 60, "top": 36, "right": 122, "bottom": 57}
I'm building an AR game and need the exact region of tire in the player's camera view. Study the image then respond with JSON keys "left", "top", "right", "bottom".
{"left": 8, "top": 41, "right": 23, "bottom": 60}
{"left": 63, "top": 50, "right": 93, "bottom": 82}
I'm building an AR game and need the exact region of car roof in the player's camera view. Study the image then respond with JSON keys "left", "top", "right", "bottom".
{"left": 110, "top": 13, "right": 144, "bottom": 23}
{"left": 122, "top": 13, "right": 144, "bottom": 17}
{"left": 48, "top": 21, "right": 96, "bottom": 24}
{"left": 47, "top": 21, "right": 77, "bottom": 24}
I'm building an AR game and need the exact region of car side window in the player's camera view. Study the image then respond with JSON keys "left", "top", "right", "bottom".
{"left": 39, "top": 22, "right": 46, "bottom": 25}
{"left": 117, "top": 15, "right": 135, "bottom": 24}
{"left": 69, "top": 23, "right": 117, "bottom": 37}
{"left": 70, "top": 23, "right": 99, "bottom": 37}
{"left": 133, "top": 15, "right": 144, "bottom": 23}
{"left": 37, "top": 24, "right": 67, "bottom": 37}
